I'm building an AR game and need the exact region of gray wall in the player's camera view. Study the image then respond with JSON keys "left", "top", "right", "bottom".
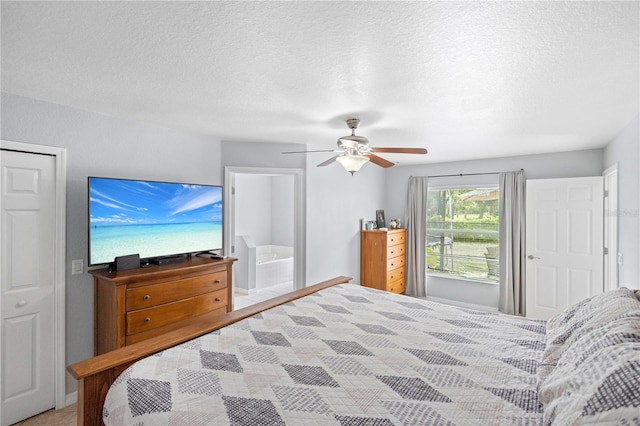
{"left": 604, "top": 115, "right": 640, "bottom": 287}
{"left": 384, "top": 149, "right": 605, "bottom": 308}
{"left": 1, "top": 92, "right": 223, "bottom": 394}
{"left": 221, "top": 141, "right": 307, "bottom": 170}
{"left": 305, "top": 155, "right": 386, "bottom": 285}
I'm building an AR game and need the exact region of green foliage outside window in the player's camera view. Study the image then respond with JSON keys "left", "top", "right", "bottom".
{"left": 427, "top": 188, "right": 500, "bottom": 282}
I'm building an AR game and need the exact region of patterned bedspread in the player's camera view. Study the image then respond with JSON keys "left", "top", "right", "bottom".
{"left": 104, "top": 284, "right": 546, "bottom": 425}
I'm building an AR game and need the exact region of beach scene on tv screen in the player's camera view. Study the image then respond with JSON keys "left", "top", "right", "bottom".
{"left": 89, "top": 178, "right": 222, "bottom": 264}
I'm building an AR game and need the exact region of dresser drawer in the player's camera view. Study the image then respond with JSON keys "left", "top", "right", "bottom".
{"left": 126, "top": 288, "right": 227, "bottom": 335}
{"left": 386, "top": 279, "right": 405, "bottom": 294}
{"left": 387, "top": 232, "right": 406, "bottom": 247}
{"left": 125, "top": 306, "right": 228, "bottom": 345}
{"left": 126, "top": 272, "right": 227, "bottom": 311}
{"left": 387, "top": 256, "right": 405, "bottom": 271}
{"left": 386, "top": 267, "right": 405, "bottom": 284}
{"left": 387, "top": 244, "right": 405, "bottom": 258}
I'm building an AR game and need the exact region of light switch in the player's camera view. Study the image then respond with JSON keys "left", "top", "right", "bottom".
{"left": 72, "top": 259, "right": 84, "bottom": 275}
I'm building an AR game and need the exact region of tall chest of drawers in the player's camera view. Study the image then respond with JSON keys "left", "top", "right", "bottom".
{"left": 91, "top": 256, "right": 236, "bottom": 355}
{"left": 360, "top": 228, "right": 406, "bottom": 294}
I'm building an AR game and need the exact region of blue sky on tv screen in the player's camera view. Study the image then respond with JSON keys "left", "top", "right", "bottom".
{"left": 90, "top": 178, "right": 222, "bottom": 227}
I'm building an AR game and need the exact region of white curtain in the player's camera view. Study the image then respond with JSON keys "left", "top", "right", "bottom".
{"left": 404, "top": 176, "right": 429, "bottom": 297}
{"left": 498, "top": 170, "right": 526, "bottom": 315}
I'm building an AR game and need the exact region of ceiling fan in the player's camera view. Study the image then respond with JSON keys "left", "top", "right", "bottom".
{"left": 283, "top": 118, "right": 428, "bottom": 174}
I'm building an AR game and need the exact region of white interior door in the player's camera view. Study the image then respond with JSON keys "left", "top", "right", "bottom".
{"left": 525, "top": 177, "right": 604, "bottom": 320}
{"left": 1, "top": 150, "right": 56, "bottom": 425}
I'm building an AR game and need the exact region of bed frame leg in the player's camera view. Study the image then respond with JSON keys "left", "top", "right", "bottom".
{"left": 78, "top": 372, "right": 112, "bottom": 426}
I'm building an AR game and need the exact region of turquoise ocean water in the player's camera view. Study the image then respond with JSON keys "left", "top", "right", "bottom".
{"left": 90, "top": 221, "right": 222, "bottom": 264}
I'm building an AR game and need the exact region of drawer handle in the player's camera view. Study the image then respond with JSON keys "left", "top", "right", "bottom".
{"left": 215, "top": 297, "right": 221, "bottom": 302}
{"left": 143, "top": 295, "right": 150, "bottom": 300}
{"left": 144, "top": 317, "right": 150, "bottom": 323}
{"left": 214, "top": 279, "right": 221, "bottom": 284}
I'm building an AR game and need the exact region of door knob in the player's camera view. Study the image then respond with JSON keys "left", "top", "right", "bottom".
{"left": 527, "top": 254, "right": 540, "bottom": 260}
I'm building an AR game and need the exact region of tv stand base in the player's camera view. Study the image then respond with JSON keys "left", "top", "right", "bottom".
{"left": 148, "top": 254, "right": 188, "bottom": 265}
{"left": 195, "top": 251, "right": 224, "bottom": 259}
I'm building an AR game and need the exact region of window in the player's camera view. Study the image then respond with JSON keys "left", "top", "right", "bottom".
{"left": 426, "top": 187, "right": 499, "bottom": 282}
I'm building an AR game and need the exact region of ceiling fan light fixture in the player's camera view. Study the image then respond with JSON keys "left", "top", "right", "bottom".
{"left": 336, "top": 154, "right": 370, "bottom": 175}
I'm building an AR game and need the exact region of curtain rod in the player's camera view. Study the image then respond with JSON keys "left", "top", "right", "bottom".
{"left": 421, "top": 168, "right": 524, "bottom": 179}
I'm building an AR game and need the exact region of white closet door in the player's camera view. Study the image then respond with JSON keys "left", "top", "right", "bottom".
{"left": 1, "top": 150, "right": 56, "bottom": 426}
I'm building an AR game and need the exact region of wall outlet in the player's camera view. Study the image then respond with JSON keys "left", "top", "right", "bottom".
{"left": 71, "top": 259, "right": 84, "bottom": 275}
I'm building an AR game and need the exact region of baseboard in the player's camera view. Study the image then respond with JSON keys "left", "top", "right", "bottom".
{"left": 425, "top": 296, "right": 498, "bottom": 313}
{"left": 65, "top": 391, "right": 77, "bottom": 407}
{"left": 234, "top": 287, "right": 256, "bottom": 295}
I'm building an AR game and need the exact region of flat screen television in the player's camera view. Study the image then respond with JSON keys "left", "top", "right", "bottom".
{"left": 88, "top": 176, "right": 223, "bottom": 266}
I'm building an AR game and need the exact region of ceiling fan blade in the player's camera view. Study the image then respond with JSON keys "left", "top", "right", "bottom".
{"left": 282, "top": 149, "right": 336, "bottom": 154}
{"left": 317, "top": 155, "right": 339, "bottom": 167}
{"left": 366, "top": 154, "right": 395, "bottom": 168}
{"left": 370, "top": 147, "right": 428, "bottom": 154}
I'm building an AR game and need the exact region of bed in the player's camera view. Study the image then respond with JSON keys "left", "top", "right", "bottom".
{"left": 67, "top": 276, "right": 640, "bottom": 425}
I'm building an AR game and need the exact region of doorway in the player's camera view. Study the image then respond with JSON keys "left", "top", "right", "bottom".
{"left": 603, "top": 164, "right": 618, "bottom": 291}
{"left": 0, "top": 141, "right": 66, "bottom": 425}
{"left": 224, "top": 167, "right": 304, "bottom": 309}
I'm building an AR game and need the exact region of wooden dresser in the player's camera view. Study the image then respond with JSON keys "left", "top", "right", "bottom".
{"left": 360, "top": 228, "right": 406, "bottom": 294}
{"left": 91, "top": 256, "right": 236, "bottom": 355}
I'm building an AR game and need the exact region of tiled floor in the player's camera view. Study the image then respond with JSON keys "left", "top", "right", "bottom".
{"left": 234, "top": 281, "right": 294, "bottom": 309}
{"left": 12, "top": 403, "right": 76, "bottom": 426}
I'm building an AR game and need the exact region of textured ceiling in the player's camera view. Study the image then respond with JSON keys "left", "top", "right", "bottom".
{"left": 1, "top": 1, "right": 638, "bottom": 165}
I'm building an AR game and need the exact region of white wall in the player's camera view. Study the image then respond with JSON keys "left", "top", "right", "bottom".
{"left": 271, "top": 175, "right": 294, "bottom": 247}
{"left": 604, "top": 115, "right": 640, "bottom": 287}
{"left": 1, "top": 92, "right": 223, "bottom": 394}
{"left": 235, "top": 174, "right": 273, "bottom": 246}
{"left": 384, "top": 148, "right": 605, "bottom": 308}
{"left": 234, "top": 174, "right": 295, "bottom": 247}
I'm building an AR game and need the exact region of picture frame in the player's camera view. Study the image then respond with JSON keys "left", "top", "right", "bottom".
{"left": 376, "top": 210, "right": 386, "bottom": 229}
